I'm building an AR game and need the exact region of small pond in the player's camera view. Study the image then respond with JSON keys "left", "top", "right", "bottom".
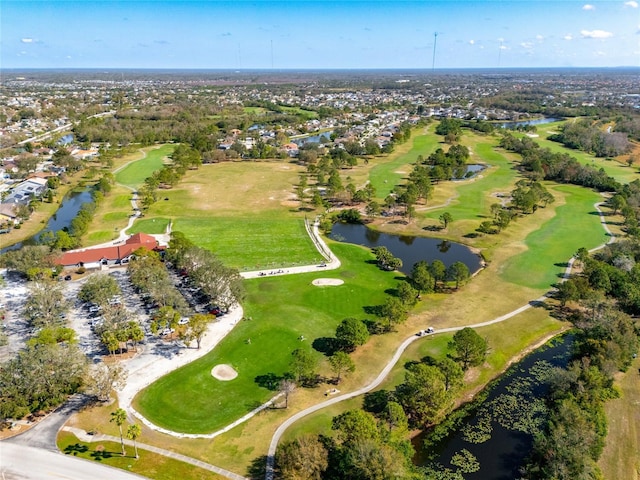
{"left": 1, "top": 188, "right": 93, "bottom": 253}
{"left": 329, "top": 223, "right": 483, "bottom": 275}
{"left": 418, "top": 334, "right": 573, "bottom": 479}
{"left": 500, "top": 117, "right": 560, "bottom": 129}
{"left": 292, "top": 131, "right": 333, "bottom": 146}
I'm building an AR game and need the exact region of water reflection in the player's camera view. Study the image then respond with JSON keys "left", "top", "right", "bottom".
{"left": 330, "top": 222, "right": 482, "bottom": 274}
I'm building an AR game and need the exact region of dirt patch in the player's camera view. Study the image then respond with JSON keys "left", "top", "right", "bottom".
{"left": 312, "top": 278, "right": 345, "bottom": 286}
{"left": 211, "top": 364, "right": 238, "bottom": 381}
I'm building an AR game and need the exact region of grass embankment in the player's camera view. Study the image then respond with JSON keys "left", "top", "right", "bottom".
{"left": 598, "top": 355, "right": 640, "bottom": 480}
{"left": 283, "top": 308, "right": 566, "bottom": 443}
{"left": 57, "top": 431, "right": 222, "bottom": 480}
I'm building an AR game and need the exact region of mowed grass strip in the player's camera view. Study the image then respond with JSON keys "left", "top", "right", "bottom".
{"left": 57, "top": 432, "right": 222, "bottom": 480}
{"left": 134, "top": 242, "right": 399, "bottom": 433}
{"left": 174, "top": 216, "right": 321, "bottom": 270}
{"left": 499, "top": 184, "right": 608, "bottom": 289}
{"left": 115, "top": 144, "right": 175, "bottom": 188}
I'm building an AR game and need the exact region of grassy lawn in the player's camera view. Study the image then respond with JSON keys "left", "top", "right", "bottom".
{"left": 499, "top": 184, "right": 608, "bottom": 289}
{"left": 57, "top": 431, "right": 222, "bottom": 480}
{"left": 127, "top": 217, "right": 171, "bottom": 235}
{"left": 134, "top": 241, "right": 400, "bottom": 433}
{"left": 115, "top": 144, "right": 175, "bottom": 189}
{"left": 598, "top": 355, "right": 640, "bottom": 480}
{"left": 129, "top": 162, "right": 322, "bottom": 269}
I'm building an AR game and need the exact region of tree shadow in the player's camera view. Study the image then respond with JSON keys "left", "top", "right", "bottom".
{"left": 254, "top": 373, "right": 283, "bottom": 391}
{"left": 363, "top": 305, "right": 383, "bottom": 316}
{"left": 363, "top": 390, "right": 392, "bottom": 414}
{"left": 554, "top": 262, "right": 570, "bottom": 268}
{"left": 312, "top": 336, "right": 340, "bottom": 356}
{"left": 246, "top": 454, "right": 268, "bottom": 479}
{"left": 90, "top": 449, "right": 117, "bottom": 461}
{"left": 363, "top": 318, "right": 386, "bottom": 335}
{"left": 64, "top": 443, "right": 89, "bottom": 456}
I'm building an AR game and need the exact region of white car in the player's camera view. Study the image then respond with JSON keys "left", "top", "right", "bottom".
{"left": 178, "top": 317, "right": 190, "bottom": 325}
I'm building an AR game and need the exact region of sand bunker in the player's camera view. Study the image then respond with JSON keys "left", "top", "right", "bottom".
{"left": 211, "top": 364, "right": 238, "bottom": 381}
{"left": 312, "top": 278, "right": 345, "bottom": 286}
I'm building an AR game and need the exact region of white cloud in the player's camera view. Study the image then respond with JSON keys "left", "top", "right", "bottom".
{"left": 499, "top": 44, "right": 508, "bottom": 50}
{"left": 469, "top": 39, "right": 475, "bottom": 45}
{"left": 582, "top": 4, "right": 595, "bottom": 10}
{"left": 520, "top": 42, "right": 534, "bottom": 49}
{"left": 21, "top": 38, "right": 33, "bottom": 43}
{"left": 624, "top": 1, "right": 638, "bottom": 7}
{"left": 594, "top": 50, "right": 606, "bottom": 56}
{"left": 535, "top": 34, "right": 544, "bottom": 41}
{"left": 581, "top": 29, "right": 613, "bottom": 39}
{"left": 564, "top": 34, "right": 573, "bottom": 40}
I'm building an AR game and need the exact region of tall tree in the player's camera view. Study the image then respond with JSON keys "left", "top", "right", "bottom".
{"left": 110, "top": 408, "right": 127, "bottom": 456}
{"left": 126, "top": 423, "right": 142, "bottom": 459}
{"left": 276, "top": 435, "right": 328, "bottom": 480}
{"left": 329, "top": 351, "right": 356, "bottom": 383}
{"left": 335, "top": 317, "right": 369, "bottom": 352}
{"left": 447, "top": 261, "right": 470, "bottom": 289}
{"left": 449, "top": 327, "right": 488, "bottom": 370}
{"left": 289, "top": 348, "right": 318, "bottom": 383}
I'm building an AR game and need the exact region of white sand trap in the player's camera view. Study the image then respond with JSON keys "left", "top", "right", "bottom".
{"left": 211, "top": 364, "right": 238, "bottom": 381}
{"left": 312, "top": 278, "right": 344, "bottom": 286}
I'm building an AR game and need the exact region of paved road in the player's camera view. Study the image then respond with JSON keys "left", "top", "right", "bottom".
{"left": 4, "top": 395, "right": 89, "bottom": 452}
{"left": 0, "top": 442, "right": 147, "bottom": 480}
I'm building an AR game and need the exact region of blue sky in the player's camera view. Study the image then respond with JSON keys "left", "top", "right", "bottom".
{"left": 2, "top": 1, "right": 639, "bottom": 69}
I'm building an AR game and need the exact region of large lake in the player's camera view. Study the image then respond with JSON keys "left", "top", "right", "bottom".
{"left": 329, "top": 222, "right": 483, "bottom": 274}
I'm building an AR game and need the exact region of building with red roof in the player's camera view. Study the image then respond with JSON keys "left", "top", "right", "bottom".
{"left": 56, "top": 233, "right": 160, "bottom": 269}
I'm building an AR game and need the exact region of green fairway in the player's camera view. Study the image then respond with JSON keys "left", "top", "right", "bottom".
{"left": 421, "top": 141, "right": 519, "bottom": 223}
{"left": 173, "top": 215, "right": 321, "bottom": 270}
{"left": 134, "top": 241, "right": 399, "bottom": 433}
{"left": 499, "top": 184, "right": 608, "bottom": 289}
{"left": 127, "top": 217, "right": 171, "bottom": 235}
{"left": 369, "top": 124, "right": 441, "bottom": 199}
{"left": 115, "top": 144, "right": 175, "bottom": 188}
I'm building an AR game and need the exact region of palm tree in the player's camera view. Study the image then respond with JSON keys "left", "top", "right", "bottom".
{"left": 110, "top": 408, "right": 127, "bottom": 456}
{"left": 126, "top": 423, "right": 142, "bottom": 459}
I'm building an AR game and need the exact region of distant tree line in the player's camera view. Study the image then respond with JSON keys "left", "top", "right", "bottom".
{"left": 548, "top": 119, "right": 631, "bottom": 157}
{"left": 500, "top": 132, "right": 622, "bottom": 192}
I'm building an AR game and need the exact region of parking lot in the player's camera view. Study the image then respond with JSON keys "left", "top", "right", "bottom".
{"left": 0, "top": 265, "right": 229, "bottom": 365}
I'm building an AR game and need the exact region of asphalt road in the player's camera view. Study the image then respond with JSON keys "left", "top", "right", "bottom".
{"left": 0, "top": 442, "right": 147, "bottom": 480}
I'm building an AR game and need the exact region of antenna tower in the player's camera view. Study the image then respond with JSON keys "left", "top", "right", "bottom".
{"left": 432, "top": 32, "right": 438, "bottom": 70}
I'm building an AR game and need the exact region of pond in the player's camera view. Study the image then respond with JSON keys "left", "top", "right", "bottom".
{"left": 500, "top": 117, "right": 560, "bottom": 129}
{"left": 418, "top": 334, "right": 573, "bottom": 479}
{"left": 292, "top": 131, "right": 333, "bottom": 146}
{"left": 329, "top": 222, "right": 483, "bottom": 275}
{"left": 1, "top": 188, "right": 93, "bottom": 253}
